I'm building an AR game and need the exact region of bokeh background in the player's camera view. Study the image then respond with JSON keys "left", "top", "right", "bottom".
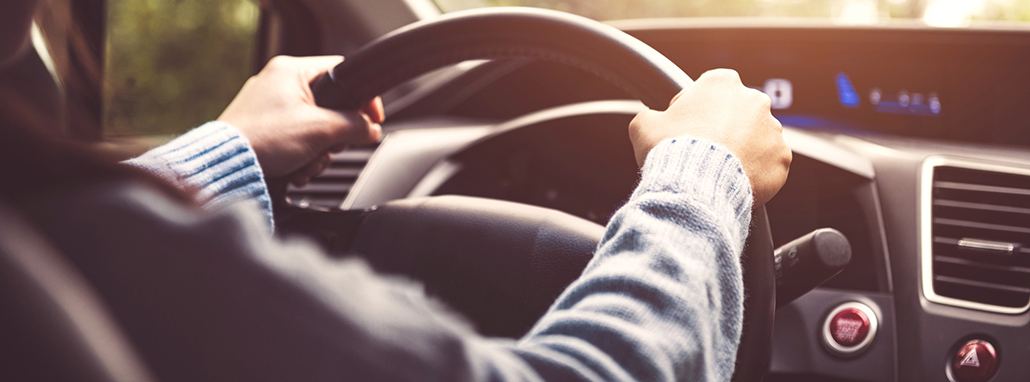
{"left": 103, "top": 0, "right": 1030, "bottom": 137}
{"left": 439, "top": 0, "right": 1030, "bottom": 22}
{"left": 104, "top": 0, "right": 258, "bottom": 137}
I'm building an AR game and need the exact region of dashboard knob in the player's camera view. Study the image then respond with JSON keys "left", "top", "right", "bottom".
{"left": 948, "top": 340, "right": 998, "bottom": 382}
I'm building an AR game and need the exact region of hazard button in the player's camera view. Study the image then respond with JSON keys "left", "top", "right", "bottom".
{"left": 949, "top": 340, "right": 998, "bottom": 382}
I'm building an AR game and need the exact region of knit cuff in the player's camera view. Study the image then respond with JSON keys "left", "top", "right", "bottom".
{"left": 124, "top": 121, "right": 274, "bottom": 231}
{"left": 633, "top": 136, "right": 753, "bottom": 230}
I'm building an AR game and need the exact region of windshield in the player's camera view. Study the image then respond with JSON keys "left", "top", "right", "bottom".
{"left": 434, "top": 0, "right": 1030, "bottom": 27}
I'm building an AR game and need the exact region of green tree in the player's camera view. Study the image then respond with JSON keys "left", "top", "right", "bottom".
{"left": 104, "top": 0, "right": 259, "bottom": 137}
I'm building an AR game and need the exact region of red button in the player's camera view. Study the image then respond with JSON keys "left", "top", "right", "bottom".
{"left": 950, "top": 340, "right": 998, "bottom": 382}
{"left": 829, "top": 308, "right": 870, "bottom": 347}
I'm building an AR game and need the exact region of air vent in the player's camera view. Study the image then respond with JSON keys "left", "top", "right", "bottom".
{"left": 922, "top": 158, "right": 1030, "bottom": 314}
{"left": 285, "top": 146, "right": 376, "bottom": 210}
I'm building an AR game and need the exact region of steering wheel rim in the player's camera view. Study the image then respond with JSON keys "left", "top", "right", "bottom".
{"left": 312, "top": 7, "right": 689, "bottom": 111}
{"left": 310, "top": 7, "right": 775, "bottom": 381}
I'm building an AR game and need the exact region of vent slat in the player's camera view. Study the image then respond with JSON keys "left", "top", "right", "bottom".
{"left": 285, "top": 146, "right": 377, "bottom": 209}
{"left": 935, "top": 258, "right": 1030, "bottom": 290}
{"left": 933, "top": 218, "right": 1030, "bottom": 235}
{"left": 934, "top": 275, "right": 1030, "bottom": 294}
{"left": 317, "top": 167, "right": 363, "bottom": 179}
{"left": 933, "top": 223, "right": 1030, "bottom": 249}
{"left": 934, "top": 181, "right": 1030, "bottom": 196}
{"left": 934, "top": 205, "right": 1030, "bottom": 233}
{"left": 934, "top": 187, "right": 1030, "bottom": 209}
{"left": 285, "top": 195, "right": 350, "bottom": 209}
{"left": 332, "top": 150, "right": 375, "bottom": 163}
{"left": 933, "top": 237, "right": 1030, "bottom": 256}
{"left": 288, "top": 183, "right": 354, "bottom": 194}
{"left": 935, "top": 255, "right": 1030, "bottom": 276}
{"left": 929, "top": 164, "right": 1030, "bottom": 311}
{"left": 935, "top": 199, "right": 1030, "bottom": 216}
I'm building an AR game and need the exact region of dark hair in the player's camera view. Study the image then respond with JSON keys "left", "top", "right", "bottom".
{"left": 0, "top": 84, "right": 193, "bottom": 205}
{"left": 1, "top": 0, "right": 194, "bottom": 206}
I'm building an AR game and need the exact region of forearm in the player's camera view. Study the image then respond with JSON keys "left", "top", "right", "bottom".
{"left": 123, "top": 121, "right": 274, "bottom": 229}
{"left": 115, "top": 135, "right": 751, "bottom": 382}
{"left": 497, "top": 137, "right": 753, "bottom": 381}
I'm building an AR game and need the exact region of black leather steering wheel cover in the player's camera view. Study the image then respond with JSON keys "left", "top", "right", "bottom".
{"left": 312, "top": 7, "right": 692, "bottom": 111}
{"left": 735, "top": 207, "right": 776, "bottom": 382}
{"left": 313, "top": 7, "right": 774, "bottom": 380}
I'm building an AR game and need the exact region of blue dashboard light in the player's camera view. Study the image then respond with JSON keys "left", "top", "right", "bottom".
{"left": 836, "top": 73, "right": 860, "bottom": 108}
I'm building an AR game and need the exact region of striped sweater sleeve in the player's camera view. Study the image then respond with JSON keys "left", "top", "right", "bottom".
{"left": 491, "top": 136, "right": 754, "bottom": 381}
{"left": 123, "top": 121, "right": 274, "bottom": 230}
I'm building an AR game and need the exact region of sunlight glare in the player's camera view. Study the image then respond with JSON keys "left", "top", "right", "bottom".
{"left": 922, "top": 0, "right": 987, "bottom": 27}
{"left": 836, "top": 0, "right": 880, "bottom": 25}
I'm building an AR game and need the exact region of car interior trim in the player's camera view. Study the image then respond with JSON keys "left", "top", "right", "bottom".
{"left": 341, "top": 123, "right": 495, "bottom": 210}
{"left": 920, "top": 155, "right": 1030, "bottom": 315}
{"left": 407, "top": 159, "right": 464, "bottom": 199}
{"left": 781, "top": 128, "right": 875, "bottom": 179}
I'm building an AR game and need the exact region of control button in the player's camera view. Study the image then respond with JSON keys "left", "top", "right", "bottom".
{"left": 898, "top": 90, "right": 911, "bottom": 107}
{"left": 929, "top": 92, "right": 941, "bottom": 114}
{"left": 822, "top": 302, "right": 878, "bottom": 356}
{"left": 763, "top": 78, "right": 793, "bottom": 110}
{"left": 948, "top": 340, "right": 998, "bottom": 382}
{"left": 829, "top": 308, "right": 870, "bottom": 347}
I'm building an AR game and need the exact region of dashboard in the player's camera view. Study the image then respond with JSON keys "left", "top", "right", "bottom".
{"left": 286, "top": 21, "right": 1030, "bottom": 382}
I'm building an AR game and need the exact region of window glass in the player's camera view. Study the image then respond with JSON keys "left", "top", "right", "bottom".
{"left": 434, "top": 0, "right": 1030, "bottom": 25}
{"left": 104, "top": 0, "right": 259, "bottom": 137}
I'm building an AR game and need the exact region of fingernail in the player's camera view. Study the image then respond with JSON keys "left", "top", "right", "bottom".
{"left": 374, "top": 97, "right": 385, "bottom": 123}
{"left": 370, "top": 124, "right": 383, "bottom": 143}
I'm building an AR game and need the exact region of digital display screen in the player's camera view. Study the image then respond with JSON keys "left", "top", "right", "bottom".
{"left": 758, "top": 72, "right": 943, "bottom": 118}
{"left": 638, "top": 28, "right": 1030, "bottom": 146}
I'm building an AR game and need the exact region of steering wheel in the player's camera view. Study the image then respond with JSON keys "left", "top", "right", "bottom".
{"left": 306, "top": 7, "right": 775, "bottom": 381}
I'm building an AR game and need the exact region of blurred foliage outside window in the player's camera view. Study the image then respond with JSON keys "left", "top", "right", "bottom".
{"left": 435, "top": 0, "right": 1030, "bottom": 25}
{"left": 104, "top": 0, "right": 259, "bottom": 137}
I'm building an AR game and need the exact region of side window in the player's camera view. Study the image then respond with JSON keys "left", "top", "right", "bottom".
{"left": 104, "top": 0, "right": 260, "bottom": 137}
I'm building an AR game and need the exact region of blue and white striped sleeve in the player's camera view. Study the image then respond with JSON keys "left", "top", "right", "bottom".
{"left": 123, "top": 121, "right": 274, "bottom": 230}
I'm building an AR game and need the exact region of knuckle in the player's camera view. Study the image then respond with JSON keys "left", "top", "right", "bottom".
{"left": 345, "top": 113, "right": 374, "bottom": 142}
{"left": 266, "top": 55, "right": 295, "bottom": 70}
{"left": 707, "top": 68, "right": 742, "bottom": 83}
{"left": 748, "top": 88, "right": 772, "bottom": 107}
{"left": 629, "top": 110, "right": 654, "bottom": 134}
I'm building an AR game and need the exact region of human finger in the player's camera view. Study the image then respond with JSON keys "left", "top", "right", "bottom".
{"left": 285, "top": 55, "right": 346, "bottom": 83}
{"left": 321, "top": 108, "right": 382, "bottom": 146}
{"left": 290, "top": 153, "right": 333, "bottom": 188}
{"left": 361, "top": 96, "right": 385, "bottom": 124}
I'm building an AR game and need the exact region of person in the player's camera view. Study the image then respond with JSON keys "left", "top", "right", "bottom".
{"left": 0, "top": 1, "right": 791, "bottom": 381}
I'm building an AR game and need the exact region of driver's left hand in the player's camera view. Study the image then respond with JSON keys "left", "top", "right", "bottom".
{"left": 218, "top": 55, "right": 385, "bottom": 187}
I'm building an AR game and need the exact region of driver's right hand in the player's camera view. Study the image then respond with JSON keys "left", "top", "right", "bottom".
{"left": 628, "top": 68, "right": 792, "bottom": 206}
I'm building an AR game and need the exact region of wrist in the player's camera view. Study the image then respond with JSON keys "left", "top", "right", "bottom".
{"left": 634, "top": 136, "right": 753, "bottom": 225}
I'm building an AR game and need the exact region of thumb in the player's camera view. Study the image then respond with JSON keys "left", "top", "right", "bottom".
{"left": 668, "top": 88, "right": 689, "bottom": 109}
{"left": 294, "top": 55, "right": 345, "bottom": 83}
{"left": 319, "top": 108, "right": 382, "bottom": 148}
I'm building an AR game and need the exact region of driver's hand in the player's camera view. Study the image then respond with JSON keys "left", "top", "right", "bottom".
{"left": 218, "top": 55, "right": 386, "bottom": 187}
{"left": 628, "top": 68, "right": 791, "bottom": 206}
